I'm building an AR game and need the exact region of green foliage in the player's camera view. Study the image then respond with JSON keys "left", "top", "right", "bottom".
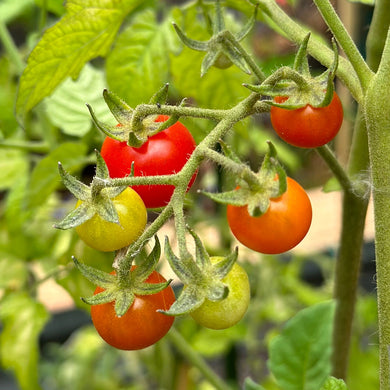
{"left": 16, "top": 0, "right": 145, "bottom": 117}
{"left": 0, "top": 293, "right": 49, "bottom": 390}
{"left": 106, "top": 8, "right": 180, "bottom": 107}
{"left": 268, "top": 301, "right": 335, "bottom": 390}
{"left": 45, "top": 64, "right": 114, "bottom": 136}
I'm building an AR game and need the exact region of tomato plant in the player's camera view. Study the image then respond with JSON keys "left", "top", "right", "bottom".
{"left": 91, "top": 268, "right": 175, "bottom": 350}
{"left": 101, "top": 115, "right": 197, "bottom": 208}
{"left": 190, "top": 257, "right": 250, "bottom": 330}
{"left": 270, "top": 92, "right": 343, "bottom": 148}
{"left": 75, "top": 187, "right": 147, "bottom": 252}
{"left": 226, "top": 177, "right": 312, "bottom": 254}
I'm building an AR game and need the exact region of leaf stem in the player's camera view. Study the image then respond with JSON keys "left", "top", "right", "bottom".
{"left": 316, "top": 145, "right": 353, "bottom": 193}
{"left": 167, "top": 327, "right": 235, "bottom": 390}
{"left": 252, "top": 0, "right": 363, "bottom": 103}
{"left": 0, "top": 22, "right": 25, "bottom": 74}
{"left": 312, "top": 0, "right": 374, "bottom": 92}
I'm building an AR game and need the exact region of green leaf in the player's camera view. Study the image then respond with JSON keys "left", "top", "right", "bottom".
{"left": 106, "top": 8, "right": 180, "bottom": 107}
{"left": 0, "top": 149, "right": 28, "bottom": 190}
{"left": 16, "top": 0, "right": 143, "bottom": 117}
{"left": 45, "top": 64, "right": 114, "bottom": 136}
{"left": 0, "top": 293, "right": 49, "bottom": 390}
{"left": 28, "top": 142, "right": 88, "bottom": 209}
{"left": 320, "top": 377, "right": 348, "bottom": 390}
{"left": 0, "top": 256, "right": 28, "bottom": 290}
{"left": 268, "top": 301, "right": 335, "bottom": 390}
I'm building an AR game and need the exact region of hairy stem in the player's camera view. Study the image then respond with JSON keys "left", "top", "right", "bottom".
{"left": 312, "top": 0, "right": 373, "bottom": 91}
{"left": 167, "top": 327, "right": 234, "bottom": 390}
{"left": 253, "top": 0, "right": 363, "bottom": 103}
{"left": 365, "top": 27, "right": 390, "bottom": 389}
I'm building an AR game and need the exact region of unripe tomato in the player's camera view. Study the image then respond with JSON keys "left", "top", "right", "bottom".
{"left": 75, "top": 187, "right": 147, "bottom": 252}
{"left": 227, "top": 177, "right": 312, "bottom": 254}
{"left": 101, "top": 115, "right": 197, "bottom": 208}
{"left": 91, "top": 269, "right": 175, "bottom": 350}
{"left": 190, "top": 257, "right": 250, "bottom": 330}
{"left": 270, "top": 92, "right": 343, "bottom": 148}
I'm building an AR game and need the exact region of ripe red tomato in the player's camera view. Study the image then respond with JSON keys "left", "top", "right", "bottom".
{"left": 91, "top": 269, "right": 175, "bottom": 350}
{"left": 190, "top": 257, "right": 250, "bottom": 329}
{"left": 227, "top": 177, "right": 312, "bottom": 254}
{"left": 101, "top": 115, "right": 197, "bottom": 208}
{"left": 270, "top": 92, "right": 343, "bottom": 148}
{"left": 75, "top": 187, "right": 147, "bottom": 252}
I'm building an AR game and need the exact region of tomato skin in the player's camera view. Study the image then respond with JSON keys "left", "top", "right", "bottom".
{"left": 190, "top": 257, "right": 250, "bottom": 330}
{"left": 91, "top": 269, "right": 175, "bottom": 350}
{"left": 75, "top": 187, "right": 147, "bottom": 252}
{"left": 227, "top": 177, "right": 312, "bottom": 254}
{"left": 101, "top": 115, "right": 197, "bottom": 208}
{"left": 270, "top": 92, "right": 343, "bottom": 148}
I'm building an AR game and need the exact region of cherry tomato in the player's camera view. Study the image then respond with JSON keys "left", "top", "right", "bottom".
{"left": 101, "top": 115, "right": 197, "bottom": 208}
{"left": 91, "top": 269, "right": 175, "bottom": 350}
{"left": 190, "top": 257, "right": 250, "bottom": 330}
{"left": 270, "top": 92, "right": 343, "bottom": 148}
{"left": 227, "top": 177, "right": 312, "bottom": 254}
{"left": 75, "top": 187, "right": 147, "bottom": 252}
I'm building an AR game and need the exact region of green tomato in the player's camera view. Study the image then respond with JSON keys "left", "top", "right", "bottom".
{"left": 190, "top": 257, "right": 250, "bottom": 330}
{"left": 75, "top": 187, "right": 147, "bottom": 252}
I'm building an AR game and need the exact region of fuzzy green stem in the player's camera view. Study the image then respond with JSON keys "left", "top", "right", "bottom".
{"left": 365, "top": 27, "right": 390, "bottom": 390}
{"left": 200, "top": 147, "right": 260, "bottom": 189}
{"left": 312, "top": 0, "right": 374, "bottom": 91}
{"left": 252, "top": 0, "right": 363, "bottom": 103}
{"left": 117, "top": 205, "right": 174, "bottom": 283}
{"left": 365, "top": 0, "right": 390, "bottom": 72}
{"left": 316, "top": 145, "right": 354, "bottom": 192}
{"left": 167, "top": 327, "right": 234, "bottom": 390}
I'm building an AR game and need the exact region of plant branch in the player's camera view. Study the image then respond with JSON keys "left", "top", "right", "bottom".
{"left": 252, "top": 0, "right": 364, "bottom": 103}
{"left": 167, "top": 327, "right": 235, "bottom": 390}
{"left": 316, "top": 145, "right": 353, "bottom": 192}
{"left": 0, "top": 22, "right": 25, "bottom": 74}
{"left": 312, "top": 0, "right": 374, "bottom": 91}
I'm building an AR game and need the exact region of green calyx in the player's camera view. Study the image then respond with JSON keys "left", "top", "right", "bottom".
{"left": 54, "top": 150, "right": 127, "bottom": 230}
{"left": 173, "top": 0, "right": 257, "bottom": 76}
{"left": 202, "top": 141, "right": 287, "bottom": 217}
{"left": 73, "top": 237, "right": 172, "bottom": 317}
{"left": 161, "top": 228, "right": 238, "bottom": 316}
{"left": 86, "top": 86, "right": 176, "bottom": 147}
{"left": 246, "top": 33, "right": 339, "bottom": 108}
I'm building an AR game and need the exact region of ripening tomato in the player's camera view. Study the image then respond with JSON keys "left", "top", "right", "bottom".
{"left": 91, "top": 269, "right": 176, "bottom": 350}
{"left": 227, "top": 177, "right": 312, "bottom": 254}
{"left": 101, "top": 115, "right": 197, "bottom": 208}
{"left": 75, "top": 187, "right": 147, "bottom": 252}
{"left": 190, "top": 257, "right": 250, "bottom": 330}
{"left": 270, "top": 92, "right": 343, "bottom": 148}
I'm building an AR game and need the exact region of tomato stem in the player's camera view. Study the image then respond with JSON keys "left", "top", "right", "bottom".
{"left": 251, "top": 0, "right": 364, "bottom": 103}
{"left": 365, "top": 26, "right": 390, "bottom": 389}
{"left": 315, "top": 145, "right": 354, "bottom": 193}
{"left": 312, "top": 0, "right": 374, "bottom": 92}
{"left": 167, "top": 327, "right": 235, "bottom": 390}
